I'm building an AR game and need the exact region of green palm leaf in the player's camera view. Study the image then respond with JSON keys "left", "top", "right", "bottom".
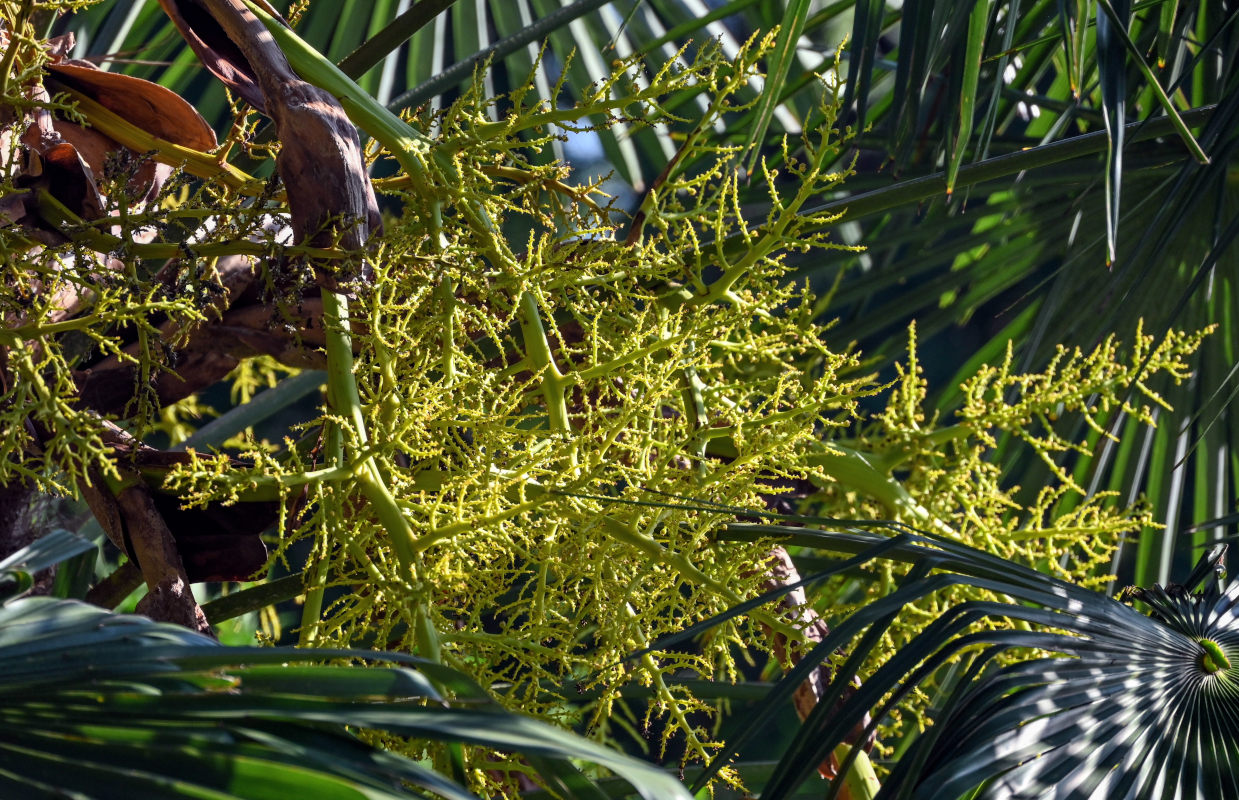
{"left": 0, "top": 596, "right": 690, "bottom": 800}
{"left": 912, "top": 556, "right": 1238, "bottom": 799}
{"left": 710, "top": 525, "right": 1239, "bottom": 799}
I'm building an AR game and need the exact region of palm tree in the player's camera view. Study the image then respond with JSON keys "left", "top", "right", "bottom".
{"left": 16, "top": 1, "right": 1238, "bottom": 797}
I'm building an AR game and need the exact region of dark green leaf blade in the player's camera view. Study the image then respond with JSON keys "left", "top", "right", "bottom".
{"left": 743, "top": 0, "right": 812, "bottom": 175}
{"left": 946, "top": 0, "right": 993, "bottom": 194}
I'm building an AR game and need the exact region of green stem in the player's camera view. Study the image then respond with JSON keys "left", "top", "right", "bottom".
{"left": 297, "top": 422, "right": 340, "bottom": 647}
{"left": 431, "top": 203, "right": 456, "bottom": 385}
{"left": 621, "top": 598, "right": 718, "bottom": 766}
{"left": 518, "top": 291, "right": 572, "bottom": 434}
{"left": 0, "top": 0, "right": 32, "bottom": 101}
{"left": 666, "top": 105, "right": 844, "bottom": 311}
{"left": 833, "top": 743, "right": 882, "bottom": 800}
{"left": 298, "top": 542, "right": 328, "bottom": 647}
{"left": 319, "top": 292, "right": 434, "bottom": 656}
{"left": 246, "top": 0, "right": 514, "bottom": 277}
{"left": 320, "top": 289, "right": 419, "bottom": 572}
{"left": 138, "top": 464, "right": 352, "bottom": 500}
{"left": 243, "top": 0, "right": 436, "bottom": 185}
{"left": 805, "top": 445, "right": 953, "bottom": 533}
{"left": 31, "top": 190, "right": 348, "bottom": 260}
{"left": 46, "top": 84, "right": 263, "bottom": 193}
{"left": 410, "top": 498, "right": 545, "bottom": 554}
{"left": 439, "top": 276, "right": 457, "bottom": 384}
{"left": 826, "top": 424, "right": 971, "bottom": 474}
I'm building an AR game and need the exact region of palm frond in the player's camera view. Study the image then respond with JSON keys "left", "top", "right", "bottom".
{"left": 711, "top": 524, "right": 1239, "bottom": 800}
{"left": 0, "top": 595, "right": 691, "bottom": 800}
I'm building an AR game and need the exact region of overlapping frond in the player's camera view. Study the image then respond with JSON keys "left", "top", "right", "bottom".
{"left": 712, "top": 526, "right": 1239, "bottom": 800}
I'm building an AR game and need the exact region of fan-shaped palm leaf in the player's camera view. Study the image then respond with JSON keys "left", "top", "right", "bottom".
{"left": 707, "top": 524, "right": 1239, "bottom": 799}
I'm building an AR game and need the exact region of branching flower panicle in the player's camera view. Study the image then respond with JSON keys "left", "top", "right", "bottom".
{"left": 814, "top": 321, "right": 1209, "bottom": 747}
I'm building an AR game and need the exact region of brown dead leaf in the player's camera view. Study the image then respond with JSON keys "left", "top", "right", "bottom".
{"left": 19, "top": 119, "right": 105, "bottom": 221}
{"left": 159, "top": 0, "right": 381, "bottom": 289}
{"left": 155, "top": 0, "right": 287, "bottom": 113}
{"left": 45, "top": 62, "right": 217, "bottom": 152}
{"left": 45, "top": 119, "right": 172, "bottom": 204}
